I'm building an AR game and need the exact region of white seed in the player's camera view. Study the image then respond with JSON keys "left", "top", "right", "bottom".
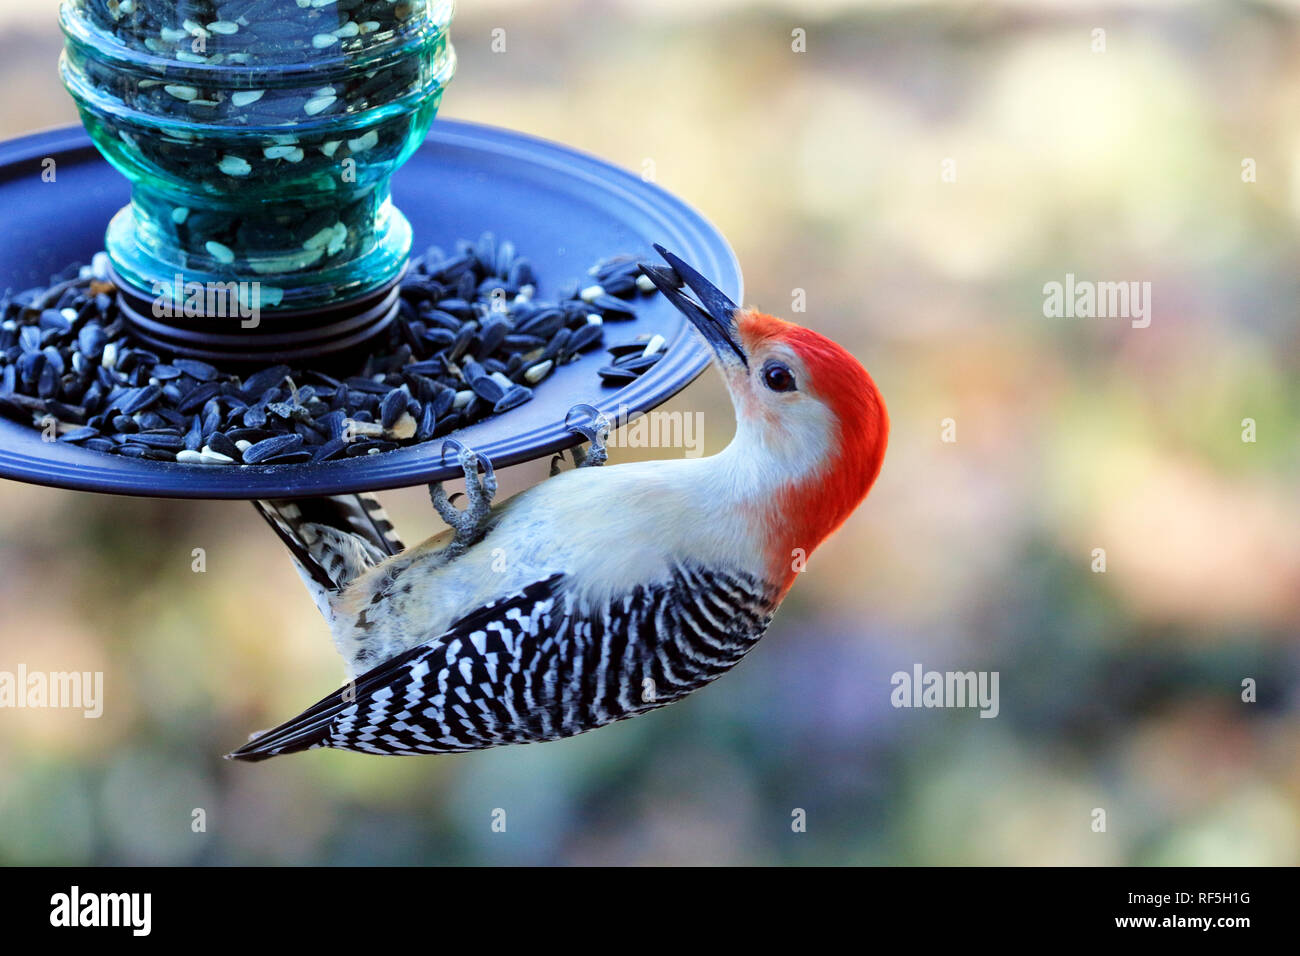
{"left": 249, "top": 248, "right": 323, "bottom": 274}
{"left": 164, "top": 84, "right": 198, "bottom": 101}
{"left": 217, "top": 154, "right": 251, "bottom": 176}
{"left": 326, "top": 223, "right": 348, "bottom": 256}
{"left": 263, "top": 145, "right": 303, "bottom": 162}
{"left": 490, "top": 372, "right": 514, "bottom": 391}
{"left": 205, "top": 240, "right": 235, "bottom": 264}
{"left": 312, "top": 33, "right": 339, "bottom": 48}
{"left": 320, "top": 140, "right": 341, "bottom": 157}
{"left": 347, "top": 130, "right": 378, "bottom": 153}
{"left": 182, "top": 19, "right": 208, "bottom": 37}
{"left": 171, "top": 207, "right": 190, "bottom": 225}
{"left": 200, "top": 446, "right": 235, "bottom": 464}
{"left": 580, "top": 284, "right": 603, "bottom": 303}
{"left": 635, "top": 273, "right": 656, "bottom": 293}
{"left": 159, "top": 27, "right": 188, "bottom": 42}
{"left": 314, "top": 86, "right": 336, "bottom": 97}
{"left": 586, "top": 314, "right": 603, "bottom": 326}
{"left": 176, "top": 449, "right": 205, "bottom": 464}
{"left": 303, "top": 225, "right": 337, "bottom": 251}
{"left": 92, "top": 251, "right": 110, "bottom": 280}
{"left": 235, "top": 439, "right": 252, "bottom": 453}
{"left": 524, "top": 360, "right": 553, "bottom": 384}
{"left": 304, "top": 94, "right": 337, "bottom": 116}
{"left": 359, "top": 20, "right": 381, "bottom": 33}
{"left": 453, "top": 389, "right": 474, "bottom": 410}
{"left": 230, "top": 90, "right": 264, "bottom": 107}
{"left": 387, "top": 412, "right": 417, "bottom": 440}
{"left": 642, "top": 333, "right": 666, "bottom": 357}
{"left": 102, "top": 342, "right": 118, "bottom": 369}
{"left": 334, "top": 21, "right": 359, "bottom": 38}
{"left": 207, "top": 21, "right": 239, "bottom": 34}
{"left": 61, "top": 307, "right": 78, "bottom": 322}
{"left": 176, "top": 51, "right": 208, "bottom": 63}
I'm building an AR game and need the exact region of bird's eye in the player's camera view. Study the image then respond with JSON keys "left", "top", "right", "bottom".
{"left": 762, "top": 361, "right": 797, "bottom": 393}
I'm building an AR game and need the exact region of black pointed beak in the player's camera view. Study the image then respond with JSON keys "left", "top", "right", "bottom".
{"left": 639, "top": 244, "right": 747, "bottom": 369}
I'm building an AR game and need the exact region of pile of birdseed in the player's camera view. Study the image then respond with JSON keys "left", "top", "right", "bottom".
{"left": 0, "top": 236, "right": 667, "bottom": 466}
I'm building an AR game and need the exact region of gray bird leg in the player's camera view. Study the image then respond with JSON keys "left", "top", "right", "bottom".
{"left": 429, "top": 441, "right": 497, "bottom": 547}
{"left": 563, "top": 404, "right": 612, "bottom": 469}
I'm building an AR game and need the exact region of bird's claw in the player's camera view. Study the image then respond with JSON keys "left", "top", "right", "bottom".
{"left": 429, "top": 440, "right": 497, "bottom": 546}
{"left": 563, "top": 403, "right": 611, "bottom": 469}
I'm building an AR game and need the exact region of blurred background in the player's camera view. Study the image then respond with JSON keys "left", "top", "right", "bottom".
{"left": 1, "top": 0, "right": 1298, "bottom": 865}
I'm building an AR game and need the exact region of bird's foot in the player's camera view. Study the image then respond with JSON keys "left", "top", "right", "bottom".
{"left": 429, "top": 440, "right": 497, "bottom": 547}
{"left": 559, "top": 403, "right": 611, "bottom": 471}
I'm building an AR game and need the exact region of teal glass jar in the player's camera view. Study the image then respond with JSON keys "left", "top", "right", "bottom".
{"left": 59, "top": 0, "right": 455, "bottom": 358}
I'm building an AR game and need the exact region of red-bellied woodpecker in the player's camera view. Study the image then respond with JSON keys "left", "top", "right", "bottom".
{"left": 228, "top": 246, "right": 888, "bottom": 760}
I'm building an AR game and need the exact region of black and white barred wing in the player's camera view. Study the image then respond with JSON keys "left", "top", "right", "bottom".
{"left": 227, "top": 575, "right": 567, "bottom": 761}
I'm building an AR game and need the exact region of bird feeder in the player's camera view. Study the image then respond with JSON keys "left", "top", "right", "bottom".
{"left": 0, "top": 0, "right": 741, "bottom": 499}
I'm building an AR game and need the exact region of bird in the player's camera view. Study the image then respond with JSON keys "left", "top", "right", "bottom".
{"left": 227, "top": 245, "right": 888, "bottom": 760}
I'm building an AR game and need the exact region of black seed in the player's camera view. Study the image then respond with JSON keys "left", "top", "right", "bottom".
{"left": 494, "top": 385, "right": 532, "bottom": 413}
{"left": 226, "top": 427, "right": 276, "bottom": 443}
{"left": 150, "top": 364, "right": 182, "bottom": 381}
{"left": 118, "top": 385, "right": 162, "bottom": 415}
{"left": 58, "top": 426, "right": 98, "bottom": 443}
{"left": 613, "top": 352, "right": 664, "bottom": 373}
{"left": 380, "top": 388, "right": 407, "bottom": 429}
{"left": 243, "top": 433, "right": 304, "bottom": 464}
{"left": 207, "top": 432, "right": 241, "bottom": 459}
{"left": 121, "top": 431, "right": 185, "bottom": 451}
{"left": 568, "top": 324, "right": 604, "bottom": 354}
{"left": 590, "top": 294, "right": 636, "bottom": 317}
{"left": 241, "top": 365, "right": 290, "bottom": 397}
{"left": 37, "top": 363, "right": 59, "bottom": 399}
{"left": 176, "top": 381, "right": 221, "bottom": 413}
{"left": 313, "top": 437, "right": 348, "bottom": 462}
{"left": 468, "top": 375, "right": 504, "bottom": 403}
{"left": 39, "top": 309, "right": 70, "bottom": 333}
{"left": 598, "top": 366, "right": 639, "bottom": 385}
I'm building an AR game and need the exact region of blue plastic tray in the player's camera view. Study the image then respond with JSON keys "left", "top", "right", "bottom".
{"left": 0, "top": 122, "right": 740, "bottom": 499}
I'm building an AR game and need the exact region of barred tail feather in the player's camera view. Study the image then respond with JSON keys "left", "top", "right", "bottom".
{"left": 253, "top": 494, "right": 406, "bottom": 621}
